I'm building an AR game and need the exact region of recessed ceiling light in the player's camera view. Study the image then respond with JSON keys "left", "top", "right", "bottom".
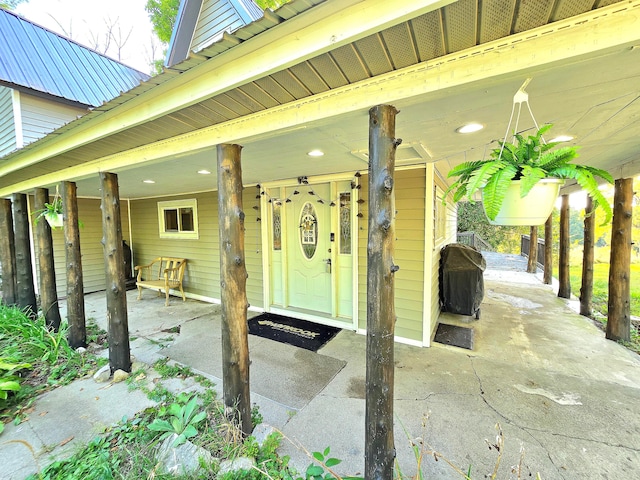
{"left": 197, "top": 169, "right": 211, "bottom": 175}
{"left": 549, "top": 135, "right": 574, "bottom": 142}
{"left": 143, "top": 179, "right": 155, "bottom": 184}
{"left": 456, "top": 123, "right": 484, "bottom": 134}
{"left": 307, "top": 149, "right": 324, "bottom": 157}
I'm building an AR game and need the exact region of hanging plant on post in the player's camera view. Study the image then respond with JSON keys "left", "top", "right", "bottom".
{"left": 33, "top": 196, "right": 63, "bottom": 228}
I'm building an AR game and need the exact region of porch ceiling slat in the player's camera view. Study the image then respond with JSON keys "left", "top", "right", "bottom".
{"left": 478, "top": 0, "right": 515, "bottom": 44}
{"left": 551, "top": 0, "right": 598, "bottom": 21}
{"left": 237, "top": 82, "right": 280, "bottom": 109}
{"left": 224, "top": 87, "right": 269, "bottom": 114}
{"left": 353, "top": 33, "right": 393, "bottom": 77}
{"left": 410, "top": 11, "right": 446, "bottom": 62}
{"left": 442, "top": 0, "right": 478, "bottom": 54}
{"left": 308, "top": 54, "right": 350, "bottom": 89}
{"left": 185, "top": 102, "right": 231, "bottom": 125}
{"left": 212, "top": 92, "right": 255, "bottom": 117}
{"left": 381, "top": 22, "right": 419, "bottom": 70}
{"left": 254, "top": 76, "right": 297, "bottom": 104}
{"left": 513, "top": 0, "right": 555, "bottom": 33}
{"left": 329, "top": 44, "right": 369, "bottom": 83}
{"left": 199, "top": 96, "right": 243, "bottom": 120}
{"left": 168, "top": 109, "right": 218, "bottom": 130}
{"left": 270, "top": 69, "right": 313, "bottom": 99}
{"left": 288, "top": 62, "right": 331, "bottom": 95}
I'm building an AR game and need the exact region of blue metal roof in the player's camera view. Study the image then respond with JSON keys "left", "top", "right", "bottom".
{"left": 0, "top": 8, "right": 149, "bottom": 107}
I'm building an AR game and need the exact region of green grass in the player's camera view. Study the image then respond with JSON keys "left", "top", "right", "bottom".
{"left": 569, "top": 263, "right": 640, "bottom": 354}
{"left": 0, "top": 306, "right": 105, "bottom": 425}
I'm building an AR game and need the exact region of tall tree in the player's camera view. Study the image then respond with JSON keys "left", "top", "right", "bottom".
{"left": 145, "top": 0, "right": 180, "bottom": 44}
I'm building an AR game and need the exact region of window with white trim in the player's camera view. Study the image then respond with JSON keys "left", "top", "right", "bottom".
{"left": 158, "top": 199, "right": 199, "bottom": 239}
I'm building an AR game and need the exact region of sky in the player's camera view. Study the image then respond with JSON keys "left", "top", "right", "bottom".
{"left": 15, "top": 0, "right": 162, "bottom": 74}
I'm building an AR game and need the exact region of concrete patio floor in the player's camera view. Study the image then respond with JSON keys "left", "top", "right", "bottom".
{"left": 1, "top": 252, "right": 639, "bottom": 479}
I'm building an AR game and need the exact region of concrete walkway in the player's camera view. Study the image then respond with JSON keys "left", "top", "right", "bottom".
{"left": 1, "top": 256, "right": 639, "bottom": 479}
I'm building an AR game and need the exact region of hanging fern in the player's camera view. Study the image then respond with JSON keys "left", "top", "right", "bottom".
{"left": 445, "top": 124, "right": 614, "bottom": 224}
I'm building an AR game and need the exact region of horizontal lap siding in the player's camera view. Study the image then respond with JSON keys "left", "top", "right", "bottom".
{"left": 129, "top": 189, "right": 263, "bottom": 308}
{"left": 20, "top": 93, "right": 85, "bottom": 146}
{"left": 192, "top": 0, "right": 244, "bottom": 51}
{"left": 0, "top": 87, "right": 16, "bottom": 156}
{"left": 358, "top": 168, "right": 426, "bottom": 343}
{"left": 32, "top": 196, "right": 130, "bottom": 298}
{"left": 430, "top": 172, "right": 458, "bottom": 339}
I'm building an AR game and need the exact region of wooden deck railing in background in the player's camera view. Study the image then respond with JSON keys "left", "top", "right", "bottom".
{"left": 521, "top": 234, "right": 545, "bottom": 269}
{"left": 456, "top": 231, "right": 494, "bottom": 252}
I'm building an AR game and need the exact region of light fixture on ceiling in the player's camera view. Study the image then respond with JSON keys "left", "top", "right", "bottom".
{"left": 307, "top": 149, "right": 324, "bottom": 157}
{"left": 197, "top": 169, "right": 211, "bottom": 174}
{"left": 143, "top": 179, "right": 155, "bottom": 184}
{"left": 456, "top": 123, "right": 484, "bottom": 134}
{"left": 549, "top": 134, "right": 574, "bottom": 143}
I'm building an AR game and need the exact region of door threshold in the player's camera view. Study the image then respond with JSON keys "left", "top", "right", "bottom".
{"left": 269, "top": 306, "right": 355, "bottom": 331}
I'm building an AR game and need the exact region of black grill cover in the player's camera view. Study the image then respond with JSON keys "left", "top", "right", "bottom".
{"left": 439, "top": 243, "right": 486, "bottom": 316}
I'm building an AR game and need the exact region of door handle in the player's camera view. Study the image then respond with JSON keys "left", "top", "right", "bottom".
{"left": 322, "top": 258, "right": 332, "bottom": 274}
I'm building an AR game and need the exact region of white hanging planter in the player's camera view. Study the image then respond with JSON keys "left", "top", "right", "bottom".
{"left": 44, "top": 211, "right": 64, "bottom": 228}
{"left": 483, "top": 178, "right": 563, "bottom": 226}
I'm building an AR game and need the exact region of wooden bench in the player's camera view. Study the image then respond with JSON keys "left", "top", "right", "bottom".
{"left": 135, "top": 257, "right": 187, "bottom": 306}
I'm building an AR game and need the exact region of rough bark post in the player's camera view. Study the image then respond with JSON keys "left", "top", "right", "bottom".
{"left": 558, "top": 194, "right": 571, "bottom": 298}
{"left": 365, "top": 104, "right": 399, "bottom": 480}
{"left": 12, "top": 193, "right": 38, "bottom": 317}
{"left": 63, "top": 181, "right": 86, "bottom": 348}
{"left": 34, "top": 188, "right": 62, "bottom": 331}
{"left": 0, "top": 199, "right": 17, "bottom": 305}
{"left": 527, "top": 226, "right": 538, "bottom": 273}
{"left": 606, "top": 178, "right": 632, "bottom": 342}
{"left": 580, "top": 195, "right": 595, "bottom": 317}
{"left": 543, "top": 214, "right": 553, "bottom": 285}
{"left": 100, "top": 172, "right": 131, "bottom": 373}
{"left": 217, "top": 144, "right": 251, "bottom": 436}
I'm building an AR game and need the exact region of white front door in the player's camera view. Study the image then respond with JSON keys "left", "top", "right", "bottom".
{"left": 265, "top": 179, "right": 355, "bottom": 327}
{"left": 286, "top": 183, "right": 332, "bottom": 314}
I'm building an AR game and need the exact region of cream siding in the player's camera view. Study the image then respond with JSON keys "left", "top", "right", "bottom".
{"left": 192, "top": 0, "right": 245, "bottom": 52}
{"left": 31, "top": 197, "right": 131, "bottom": 298}
{"left": 19, "top": 93, "right": 85, "bottom": 147}
{"left": 357, "top": 168, "right": 426, "bottom": 343}
{"left": 129, "top": 188, "right": 263, "bottom": 308}
{"left": 0, "top": 86, "right": 16, "bottom": 157}
{"left": 428, "top": 169, "right": 458, "bottom": 340}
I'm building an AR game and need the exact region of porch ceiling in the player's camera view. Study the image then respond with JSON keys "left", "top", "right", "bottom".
{"left": 1, "top": 0, "right": 639, "bottom": 200}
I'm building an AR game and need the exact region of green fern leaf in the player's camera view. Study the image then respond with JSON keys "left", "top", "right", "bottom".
{"left": 466, "top": 161, "right": 511, "bottom": 199}
{"left": 481, "top": 165, "right": 518, "bottom": 220}
{"left": 519, "top": 166, "right": 547, "bottom": 197}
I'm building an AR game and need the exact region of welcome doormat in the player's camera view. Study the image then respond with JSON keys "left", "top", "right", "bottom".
{"left": 434, "top": 323, "right": 474, "bottom": 350}
{"left": 248, "top": 313, "right": 340, "bottom": 352}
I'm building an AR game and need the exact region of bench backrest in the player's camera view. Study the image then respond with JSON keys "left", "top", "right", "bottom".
{"left": 152, "top": 257, "right": 187, "bottom": 283}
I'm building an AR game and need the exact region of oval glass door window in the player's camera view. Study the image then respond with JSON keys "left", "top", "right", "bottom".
{"left": 299, "top": 202, "right": 318, "bottom": 259}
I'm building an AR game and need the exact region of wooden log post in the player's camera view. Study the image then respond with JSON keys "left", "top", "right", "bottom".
{"left": 543, "top": 214, "right": 553, "bottom": 285}
{"left": 365, "top": 104, "right": 399, "bottom": 480}
{"left": 606, "top": 178, "right": 632, "bottom": 342}
{"left": 100, "top": 172, "right": 131, "bottom": 373}
{"left": 580, "top": 195, "right": 594, "bottom": 317}
{"left": 63, "top": 181, "right": 86, "bottom": 348}
{"left": 558, "top": 194, "right": 571, "bottom": 298}
{"left": 12, "top": 193, "right": 38, "bottom": 317}
{"left": 527, "top": 226, "right": 538, "bottom": 273}
{"left": 34, "top": 188, "right": 62, "bottom": 331}
{"left": 217, "top": 144, "right": 252, "bottom": 436}
{"left": 0, "top": 199, "right": 17, "bottom": 305}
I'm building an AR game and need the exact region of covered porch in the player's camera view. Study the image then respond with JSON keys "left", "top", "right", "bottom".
{"left": 2, "top": 251, "right": 632, "bottom": 479}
